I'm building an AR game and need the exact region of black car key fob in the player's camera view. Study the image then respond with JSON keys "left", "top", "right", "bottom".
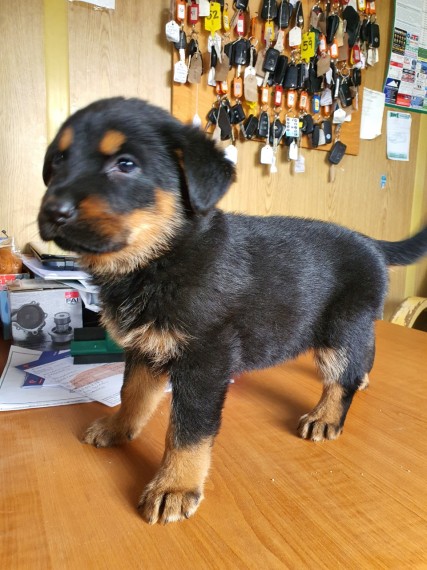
{"left": 328, "top": 140, "right": 347, "bottom": 164}
{"left": 283, "top": 64, "right": 298, "bottom": 89}
{"left": 322, "top": 119, "right": 333, "bottom": 144}
{"left": 242, "top": 114, "right": 259, "bottom": 139}
{"left": 263, "top": 47, "right": 280, "bottom": 73}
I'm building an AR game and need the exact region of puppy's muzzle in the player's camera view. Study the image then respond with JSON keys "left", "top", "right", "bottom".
{"left": 40, "top": 196, "right": 76, "bottom": 226}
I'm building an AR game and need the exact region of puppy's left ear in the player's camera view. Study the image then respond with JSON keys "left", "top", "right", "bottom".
{"left": 174, "top": 124, "right": 236, "bottom": 214}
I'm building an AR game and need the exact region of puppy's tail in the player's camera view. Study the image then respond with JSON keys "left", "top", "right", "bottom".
{"left": 376, "top": 225, "right": 427, "bottom": 266}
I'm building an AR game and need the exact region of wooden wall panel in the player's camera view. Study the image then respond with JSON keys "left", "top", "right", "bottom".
{"left": 68, "top": 0, "right": 171, "bottom": 113}
{"left": 0, "top": 0, "right": 425, "bottom": 320}
{"left": 173, "top": 0, "right": 424, "bottom": 318}
{"left": 0, "top": 0, "right": 47, "bottom": 250}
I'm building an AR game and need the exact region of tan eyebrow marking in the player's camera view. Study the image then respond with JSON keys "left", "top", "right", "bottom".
{"left": 99, "top": 130, "right": 127, "bottom": 155}
{"left": 58, "top": 127, "right": 74, "bottom": 152}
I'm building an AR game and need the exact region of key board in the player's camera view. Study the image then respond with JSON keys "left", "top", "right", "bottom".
{"left": 170, "top": 0, "right": 380, "bottom": 158}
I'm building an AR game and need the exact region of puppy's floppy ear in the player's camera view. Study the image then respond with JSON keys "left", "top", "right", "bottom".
{"left": 173, "top": 124, "right": 236, "bottom": 214}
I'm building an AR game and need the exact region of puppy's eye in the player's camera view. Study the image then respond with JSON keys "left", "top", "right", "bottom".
{"left": 116, "top": 157, "right": 137, "bottom": 173}
{"left": 52, "top": 152, "right": 65, "bottom": 166}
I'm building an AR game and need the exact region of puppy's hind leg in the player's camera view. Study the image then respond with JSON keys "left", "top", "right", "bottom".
{"left": 82, "top": 353, "right": 168, "bottom": 447}
{"left": 298, "top": 328, "right": 375, "bottom": 442}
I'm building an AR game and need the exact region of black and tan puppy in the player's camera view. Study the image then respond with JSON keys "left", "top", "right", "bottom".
{"left": 38, "top": 97, "right": 427, "bottom": 524}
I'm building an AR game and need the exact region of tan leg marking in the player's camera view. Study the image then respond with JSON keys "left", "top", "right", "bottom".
{"left": 82, "top": 363, "right": 168, "bottom": 447}
{"left": 298, "top": 383, "right": 345, "bottom": 442}
{"left": 315, "top": 347, "right": 349, "bottom": 384}
{"left": 138, "top": 429, "right": 213, "bottom": 525}
{"left": 358, "top": 373, "right": 370, "bottom": 391}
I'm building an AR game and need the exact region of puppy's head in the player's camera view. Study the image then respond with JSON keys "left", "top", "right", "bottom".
{"left": 38, "top": 97, "right": 235, "bottom": 273}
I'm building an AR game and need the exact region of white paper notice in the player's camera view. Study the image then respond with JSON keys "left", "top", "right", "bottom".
{"left": 25, "top": 357, "right": 124, "bottom": 407}
{"left": 360, "top": 88, "right": 386, "bottom": 140}
{"left": 0, "top": 347, "right": 90, "bottom": 411}
{"left": 69, "top": 0, "right": 115, "bottom": 8}
{"left": 387, "top": 111, "right": 412, "bottom": 161}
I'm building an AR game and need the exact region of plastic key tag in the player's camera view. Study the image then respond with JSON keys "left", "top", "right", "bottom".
{"left": 285, "top": 116, "right": 299, "bottom": 138}
{"left": 205, "top": 2, "right": 222, "bottom": 34}
{"left": 223, "top": 6, "right": 230, "bottom": 31}
{"left": 198, "top": 0, "right": 211, "bottom": 17}
{"left": 289, "top": 26, "right": 302, "bottom": 47}
{"left": 224, "top": 144, "right": 238, "bottom": 165}
{"left": 244, "top": 73, "right": 258, "bottom": 102}
{"left": 301, "top": 32, "right": 315, "bottom": 60}
{"left": 261, "top": 144, "right": 274, "bottom": 165}
{"left": 264, "top": 21, "right": 275, "bottom": 42}
{"left": 174, "top": 60, "right": 188, "bottom": 84}
{"left": 289, "top": 140, "right": 299, "bottom": 160}
{"left": 165, "top": 20, "right": 180, "bottom": 43}
{"left": 294, "top": 154, "right": 305, "bottom": 173}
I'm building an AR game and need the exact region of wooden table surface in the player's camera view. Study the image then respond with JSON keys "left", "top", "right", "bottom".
{"left": 1, "top": 321, "right": 426, "bottom": 569}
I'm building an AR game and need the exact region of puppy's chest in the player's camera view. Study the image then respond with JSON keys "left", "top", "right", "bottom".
{"left": 100, "top": 283, "right": 189, "bottom": 366}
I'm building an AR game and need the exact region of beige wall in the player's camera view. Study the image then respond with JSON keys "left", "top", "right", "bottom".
{"left": 0, "top": 0, "right": 426, "bottom": 318}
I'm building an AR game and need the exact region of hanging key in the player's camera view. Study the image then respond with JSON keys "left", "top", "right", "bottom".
{"left": 205, "top": 106, "right": 219, "bottom": 131}
{"left": 174, "top": 29, "right": 187, "bottom": 52}
{"left": 230, "top": 37, "right": 251, "bottom": 67}
{"left": 273, "top": 55, "right": 288, "bottom": 84}
{"left": 283, "top": 63, "right": 298, "bottom": 89}
{"left": 326, "top": 14, "right": 340, "bottom": 45}
{"left": 234, "top": 0, "right": 249, "bottom": 10}
{"left": 262, "top": 47, "right": 280, "bottom": 86}
{"left": 328, "top": 140, "right": 347, "bottom": 182}
{"left": 322, "top": 119, "right": 333, "bottom": 144}
{"left": 369, "top": 18, "right": 380, "bottom": 48}
{"left": 270, "top": 116, "right": 284, "bottom": 174}
{"left": 277, "top": 0, "right": 292, "bottom": 29}
{"left": 261, "top": 0, "right": 278, "bottom": 21}
{"left": 301, "top": 114, "right": 314, "bottom": 135}
{"left": 263, "top": 47, "right": 280, "bottom": 72}
{"left": 241, "top": 114, "right": 259, "bottom": 139}
{"left": 218, "top": 103, "right": 233, "bottom": 141}
{"left": 230, "top": 102, "right": 246, "bottom": 124}
{"left": 269, "top": 118, "right": 284, "bottom": 145}
{"left": 258, "top": 111, "right": 270, "bottom": 139}
{"left": 311, "top": 124, "right": 320, "bottom": 148}
{"left": 339, "top": 79, "right": 353, "bottom": 108}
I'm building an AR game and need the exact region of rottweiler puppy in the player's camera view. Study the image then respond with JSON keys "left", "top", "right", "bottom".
{"left": 38, "top": 97, "right": 427, "bottom": 524}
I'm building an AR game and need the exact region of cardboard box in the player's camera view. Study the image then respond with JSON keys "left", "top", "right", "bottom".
{"left": 9, "top": 280, "right": 83, "bottom": 350}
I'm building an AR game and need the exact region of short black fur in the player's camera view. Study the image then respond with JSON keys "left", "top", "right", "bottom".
{"left": 38, "top": 97, "right": 427, "bottom": 521}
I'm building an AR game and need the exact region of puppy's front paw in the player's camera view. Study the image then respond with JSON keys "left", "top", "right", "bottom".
{"left": 138, "top": 480, "right": 203, "bottom": 524}
{"left": 82, "top": 416, "right": 133, "bottom": 448}
{"left": 298, "top": 414, "right": 342, "bottom": 442}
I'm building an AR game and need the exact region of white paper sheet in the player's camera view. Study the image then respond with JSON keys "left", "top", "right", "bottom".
{"left": 387, "top": 111, "right": 412, "bottom": 161}
{"left": 360, "top": 88, "right": 386, "bottom": 140}
{"left": 69, "top": 0, "right": 115, "bottom": 8}
{"left": 25, "top": 358, "right": 124, "bottom": 407}
{"left": 0, "top": 346, "right": 90, "bottom": 410}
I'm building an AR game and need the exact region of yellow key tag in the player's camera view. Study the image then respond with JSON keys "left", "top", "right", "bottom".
{"left": 205, "top": 2, "right": 222, "bottom": 34}
{"left": 223, "top": 7, "right": 230, "bottom": 31}
{"left": 301, "top": 32, "right": 315, "bottom": 60}
{"left": 264, "top": 21, "right": 275, "bottom": 42}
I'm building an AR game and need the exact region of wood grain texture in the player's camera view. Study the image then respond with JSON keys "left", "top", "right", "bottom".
{"left": 1, "top": 322, "right": 426, "bottom": 568}
{"left": 0, "top": 0, "right": 425, "bottom": 318}
{"left": 0, "top": 0, "right": 47, "bottom": 250}
{"left": 172, "top": 0, "right": 363, "bottom": 155}
{"left": 68, "top": 0, "right": 172, "bottom": 113}
{"left": 173, "top": 0, "right": 425, "bottom": 318}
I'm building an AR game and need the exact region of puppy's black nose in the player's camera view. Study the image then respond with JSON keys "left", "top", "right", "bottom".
{"left": 43, "top": 198, "right": 76, "bottom": 224}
